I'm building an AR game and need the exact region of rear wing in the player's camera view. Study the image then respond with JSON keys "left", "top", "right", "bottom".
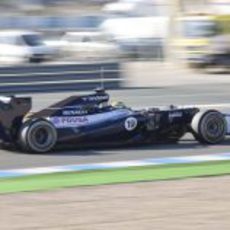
{"left": 0, "top": 96, "right": 31, "bottom": 142}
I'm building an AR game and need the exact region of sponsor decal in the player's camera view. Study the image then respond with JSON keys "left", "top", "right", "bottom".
{"left": 52, "top": 117, "right": 61, "bottom": 126}
{"left": 62, "top": 110, "right": 88, "bottom": 116}
{"left": 168, "top": 111, "right": 183, "bottom": 122}
{"left": 82, "top": 95, "right": 109, "bottom": 102}
{"left": 50, "top": 116, "right": 88, "bottom": 128}
{"left": 124, "top": 117, "right": 138, "bottom": 131}
{"left": 169, "top": 112, "right": 182, "bottom": 118}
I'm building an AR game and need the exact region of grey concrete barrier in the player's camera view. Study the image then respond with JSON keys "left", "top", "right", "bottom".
{"left": 0, "top": 62, "right": 122, "bottom": 94}
{"left": 0, "top": 15, "right": 105, "bottom": 30}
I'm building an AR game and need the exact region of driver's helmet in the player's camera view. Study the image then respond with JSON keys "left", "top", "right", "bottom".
{"left": 99, "top": 101, "right": 109, "bottom": 109}
{"left": 111, "top": 101, "right": 126, "bottom": 108}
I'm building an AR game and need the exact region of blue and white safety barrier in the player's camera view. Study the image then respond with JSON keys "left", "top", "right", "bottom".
{"left": 0, "top": 153, "right": 230, "bottom": 178}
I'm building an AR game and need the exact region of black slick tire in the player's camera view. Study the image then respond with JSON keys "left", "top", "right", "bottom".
{"left": 191, "top": 110, "right": 226, "bottom": 144}
{"left": 19, "top": 119, "right": 57, "bottom": 153}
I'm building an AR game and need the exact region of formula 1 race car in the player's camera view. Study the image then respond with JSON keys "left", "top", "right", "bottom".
{"left": 0, "top": 89, "right": 228, "bottom": 153}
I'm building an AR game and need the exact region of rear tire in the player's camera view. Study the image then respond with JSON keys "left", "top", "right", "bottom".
{"left": 19, "top": 119, "right": 57, "bottom": 153}
{"left": 191, "top": 110, "right": 226, "bottom": 144}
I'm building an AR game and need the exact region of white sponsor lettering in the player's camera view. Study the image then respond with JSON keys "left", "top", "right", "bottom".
{"left": 82, "top": 95, "right": 109, "bottom": 102}
{"left": 62, "top": 110, "right": 88, "bottom": 115}
{"left": 50, "top": 116, "right": 88, "bottom": 128}
{"left": 124, "top": 117, "right": 138, "bottom": 131}
{"left": 169, "top": 112, "right": 182, "bottom": 118}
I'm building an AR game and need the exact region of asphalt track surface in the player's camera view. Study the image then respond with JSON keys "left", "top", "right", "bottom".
{"left": 1, "top": 84, "right": 230, "bottom": 170}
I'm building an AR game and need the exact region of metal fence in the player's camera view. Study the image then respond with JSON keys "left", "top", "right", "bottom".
{"left": 0, "top": 15, "right": 105, "bottom": 31}
{"left": 0, "top": 62, "right": 122, "bottom": 94}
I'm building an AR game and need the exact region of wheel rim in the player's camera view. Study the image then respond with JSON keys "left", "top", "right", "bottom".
{"left": 201, "top": 114, "right": 226, "bottom": 143}
{"left": 207, "top": 120, "right": 219, "bottom": 136}
{"left": 34, "top": 127, "right": 49, "bottom": 145}
{"left": 29, "top": 124, "right": 55, "bottom": 151}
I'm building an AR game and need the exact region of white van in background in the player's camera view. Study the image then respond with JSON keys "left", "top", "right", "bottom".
{"left": 60, "top": 31, "right": 121, "bottom": 60}
{"left": 0, "top": 30, "right": 57, "bottom": 64}
{"left": 101, "top": 0, "right": 169, "bottom": 59}
{"left": 100, "top": 16, "right": 169, "bottom": 58}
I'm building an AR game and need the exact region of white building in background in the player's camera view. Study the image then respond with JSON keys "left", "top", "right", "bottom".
{"left": 179, "top": 0, "right": 230, "bottom": 14}
{"left": 179, "top": 0, "right": 208, "bottom": 12}
{"left": 102, "top": 0, "right": 169, "bottom": 17}
{"left": 209, "top": 0, "right": 230, "bottom": 14}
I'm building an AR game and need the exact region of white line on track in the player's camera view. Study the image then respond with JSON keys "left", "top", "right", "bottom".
{"left": 1, "top": 153, "right": 229, "bottom": 178}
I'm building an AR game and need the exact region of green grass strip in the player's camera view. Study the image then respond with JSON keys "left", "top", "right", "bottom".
{"left": 0, "top": 161, "right": 230, "bottom": 194}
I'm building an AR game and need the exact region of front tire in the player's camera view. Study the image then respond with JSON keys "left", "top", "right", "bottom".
{"left": 191, "top": 110, "right": 226, "bottom": 144}
{"left": 19, "top": 119, "right": 57, "bottom": 153}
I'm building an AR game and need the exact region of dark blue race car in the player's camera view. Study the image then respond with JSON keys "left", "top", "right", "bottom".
{"left": 0, "top": 89, "right": 228, "bottom": 153}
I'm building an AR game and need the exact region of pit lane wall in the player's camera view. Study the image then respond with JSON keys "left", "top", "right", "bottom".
{"left": 0, "top": 62, "right": 122, "bottom": 94}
